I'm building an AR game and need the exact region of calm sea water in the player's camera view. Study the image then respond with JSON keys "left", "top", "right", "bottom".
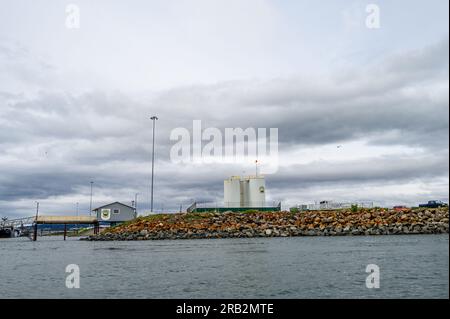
{"left": 0, "top": 235, "right": 448, "bottom": 299}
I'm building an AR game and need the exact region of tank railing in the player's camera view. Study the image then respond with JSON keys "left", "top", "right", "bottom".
{"left": 186, "top": 202, "right": 197, "bottom": 213}
{"left": 195, "top": 201, "right": 281, "bottom": 208}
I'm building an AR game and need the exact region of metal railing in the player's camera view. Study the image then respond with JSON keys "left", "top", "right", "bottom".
{"left": 0, "top": 216, "right": 35, "bottom": 228}
{"left": 187, "top": 201, "right": 281, "bottom": 213}
{"left": 195, "top": 201, "right": 280, "bottom": 208}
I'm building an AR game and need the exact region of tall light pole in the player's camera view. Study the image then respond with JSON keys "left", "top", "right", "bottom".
{"left": 150, "top": 116, "right": 158, "bottom": 213}
{"left": 89, "top": 181, "right": 93, "bottom": 216}
{"left": 135, "top": 193, "right": 138, "bottom": 216}
{"left": 76, "top": 202, "right": 79, "bottom": 216}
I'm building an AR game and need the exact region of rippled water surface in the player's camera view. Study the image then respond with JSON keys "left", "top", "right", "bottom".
{"left": 0, "top": 235, "right": 448, "bottom": 298}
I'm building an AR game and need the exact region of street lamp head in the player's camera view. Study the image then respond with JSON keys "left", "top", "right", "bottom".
{"left": 150, "top": 116, "right": 158, "bottom": 120}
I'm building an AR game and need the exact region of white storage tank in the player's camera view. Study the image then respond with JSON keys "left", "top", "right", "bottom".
{"left": 224, "top": 176, "right": 241, "bottom": 208}
{"left": 247, "top": 176, "right": 266, "bottom": 207}
{"left": 241, "top": 178, "right": 250, "bottom": 207}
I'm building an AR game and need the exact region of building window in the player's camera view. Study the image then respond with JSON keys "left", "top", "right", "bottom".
{"left": 113, "top": 209, "right": 120, "bottom": 214}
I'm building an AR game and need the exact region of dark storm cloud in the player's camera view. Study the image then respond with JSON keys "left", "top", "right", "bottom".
{"left": 162, "top": 150, "right": 449, "bottom": 189}
{"left": 1, "top": 38, "right": 448, "bottom": 148}
{"left": 271, "top": 152, "right": 449, "bottom": 188}
{"left": 151, "top": 38, "right": 449, "bottom": 150}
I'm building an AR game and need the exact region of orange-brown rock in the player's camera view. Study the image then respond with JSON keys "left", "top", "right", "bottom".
{"left": 86, "top": 207, "right": 449, "bottom": 241}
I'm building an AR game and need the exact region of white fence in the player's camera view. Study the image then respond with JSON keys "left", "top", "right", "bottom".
{"left": 300, "top": 201, "right": 374, "bottom": 211}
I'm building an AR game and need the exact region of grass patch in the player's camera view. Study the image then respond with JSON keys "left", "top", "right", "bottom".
{"left": 184, "top": 212, "right": 214, "bottom": 221}
{"left": 141, "top": 214, "right": 172, "bottom": 221}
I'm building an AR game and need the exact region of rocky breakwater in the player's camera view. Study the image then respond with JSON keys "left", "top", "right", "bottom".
{"left": 83, "top": 207, "right": 449, "bottom": 241}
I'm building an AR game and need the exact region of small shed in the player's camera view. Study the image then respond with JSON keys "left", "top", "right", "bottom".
{"left": 92, "top": 202, "right": 136, "bottom": 225}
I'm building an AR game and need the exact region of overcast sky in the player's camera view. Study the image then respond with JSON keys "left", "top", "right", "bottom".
{"left": 0, "top": 0, "right": 448, "bottom": 218}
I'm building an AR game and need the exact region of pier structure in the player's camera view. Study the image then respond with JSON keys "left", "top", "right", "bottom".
{"left": 33, "top": 216, "right": 100, "bottom": 241}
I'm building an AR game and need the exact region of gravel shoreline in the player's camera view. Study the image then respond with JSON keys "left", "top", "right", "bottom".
{"left": 82, "top": 207, "right": 449, "bottom": 241}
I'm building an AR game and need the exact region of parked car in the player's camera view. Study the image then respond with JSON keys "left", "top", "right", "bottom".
{"left": 418, "top": 200, "right": 448, "bottom": 208}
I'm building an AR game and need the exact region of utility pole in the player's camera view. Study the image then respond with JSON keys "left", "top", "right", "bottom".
{"left": 150, "top": 116, "right": 158, "bottom": 213}
{"left": 76, "top": 202, "right": 79, "bottom": 216}
{"left": 89, "top": 181, "right": 94, "bottom": 216}
{"left": 33, "top": 201, "right": 39, "bottom": 241}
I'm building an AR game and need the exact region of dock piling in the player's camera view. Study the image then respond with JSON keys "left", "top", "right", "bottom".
{"left": 33, "top": 223, "right": 37, "bottom": 241}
